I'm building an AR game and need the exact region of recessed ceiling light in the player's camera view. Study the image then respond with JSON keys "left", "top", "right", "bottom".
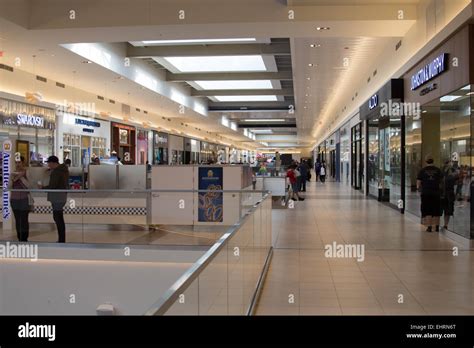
{"left": 316, "top": 27, "right": 330, "bottom": 31}
{"left": 243, "top": 119, "right": 285, "bottom": 122}
{"left": 82, "top": 60, "right": 92, "bottom": 64}
{"left": 310, "top": 44, "right": 321, "bottom": 48}
{"left": 308, "top": 63, "right": 315, "bottom": 67}
{"left": 306, "top": 77, "right": 311, "bottom": 80}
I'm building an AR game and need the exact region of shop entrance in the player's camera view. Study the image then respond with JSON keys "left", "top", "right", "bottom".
{"left": 405, "top": 85, "right": 472, "bottom": 238}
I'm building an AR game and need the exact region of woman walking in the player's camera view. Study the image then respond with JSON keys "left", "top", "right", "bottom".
{"left": 10, "top": 156, "right": 31, "bottom": 242}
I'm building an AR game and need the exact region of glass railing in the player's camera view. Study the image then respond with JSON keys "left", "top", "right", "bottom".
{"left": 144, "top": 192, "right": 272, "bottom": 315}
{"left": 0, "top": 188, "right": 272, "bottom": 315}
{"left": 2, "top": 188, "right": 269, "bottom": 246}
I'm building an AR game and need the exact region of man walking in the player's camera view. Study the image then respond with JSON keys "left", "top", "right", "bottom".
{"left": 417, "top": 154, "right": 443, "bottom": 232}
{"left": 42, "top": 156, "right": 69, "bottom": 243}
{"left": 298, "top": 160, "right": 309, "bottom": 192}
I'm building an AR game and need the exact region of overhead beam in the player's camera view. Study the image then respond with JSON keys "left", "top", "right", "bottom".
{"left": 167, "top": 71, "right": 293, "bottom": 81}
{"left": 192, "top": 88, "right": 293, "bottom": 96}
{"left": 127, "top": 43, "right": 290, "bottom": 58}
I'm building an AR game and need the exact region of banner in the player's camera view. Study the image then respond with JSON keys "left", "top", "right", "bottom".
{"left": 198, "top": 167, "right": 223, "bottom": 222}
{"left": 2, "top": 140, "right": 12, "bottom": 220}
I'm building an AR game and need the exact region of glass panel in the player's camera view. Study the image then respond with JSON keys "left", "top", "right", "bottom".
{"left": 405, "top": 112, "right": 422, "bottom": 216}
{"left": 367, "top": 121, "right": 379, "bottom": 197}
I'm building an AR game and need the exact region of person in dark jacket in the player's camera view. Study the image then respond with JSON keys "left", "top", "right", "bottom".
{"left": 315, "top": 160, "right": 321, "bottom": 182}
{"left": 41, "top": 156, "right": 69, "bottom": 243}
{"left": 298, "top": 160, "right": 309, "bottom": 192}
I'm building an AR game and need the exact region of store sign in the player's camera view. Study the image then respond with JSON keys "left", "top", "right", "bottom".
{"left": 2, "top": 140, "right": 11, "bottom": 221}
{"left": 410, "top": 53, "right": 447, "bottom": 90}
{"left": 368, "top": 94, "right": 378, "bottom": 110}
{"left": 75, "top": 118, "right": 100, "bottom": 128}
{"left": 16, "top": 113, "right": 44, "bottom": 128}
{"left": 83, "top": 128, "right": 94, "bottom": 133}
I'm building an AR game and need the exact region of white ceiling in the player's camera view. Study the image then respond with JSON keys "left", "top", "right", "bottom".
{"left": 0, "top": 0, "right": 422, "bottom": 152}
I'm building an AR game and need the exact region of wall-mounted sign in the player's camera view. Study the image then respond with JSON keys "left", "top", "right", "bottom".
{"left": 16, "top": 113, "right": 44, "bottom": 128}
{"left": 410, "top": 53, "right": 447, "bottom": 90}
{"left": 368, "top": 94, "right": 378, "bottom": 110}
{"left": 2, "top": 140, "right": 12, "bottom": 221}
{"left": 75, "top": 118, "right": 100, "bottom": 128}
{"left": 419, "top": 83, "right": 438, "bottom": 96}
{"left": 83, "top": 128, "right": 94, "bottom": 133}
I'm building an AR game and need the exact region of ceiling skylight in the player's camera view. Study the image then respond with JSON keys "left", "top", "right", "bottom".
{"left": 163, "top": 55, "right": 266, "bottom": 72}
{"left": 194, "top": 80, "right": 273, "bottom": 90}
{"left": 214, "top": 95, "right": 278, "bottom": 102}
{"left": 143, "top": 38, "right": 256, "bottom": 45}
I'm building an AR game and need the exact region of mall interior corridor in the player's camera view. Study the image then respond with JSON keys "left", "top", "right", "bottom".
{"left": 256, "top": 180, "right": 473, "bottom": 315}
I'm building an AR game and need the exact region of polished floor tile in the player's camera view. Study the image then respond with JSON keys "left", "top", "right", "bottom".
{"left": 255, "top": 180, "right": 472, "bottom": 316}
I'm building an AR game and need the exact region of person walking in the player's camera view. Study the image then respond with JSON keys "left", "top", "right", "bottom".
{"left": 286, "top": 164, "right": 304, "bottom": 201}
{"left": 320, "top": 161, "right": 327, "bottom": 183}
{"left": 315, "top": 160, "right": 321, "bottom": 182}
{"left": 41, "top": 156, "right": 69, "bottom": 243}
{"left": 10, "top": 156, "right": 31, "bottom": 242}
{"left": 417, "top": 154, "right": 443, "bottom": 232}
{"left": 298, "top": 160, "right": 309, "bottom": 192}
{"left": 440, "top": 159, "right": 458, "bottom": 230}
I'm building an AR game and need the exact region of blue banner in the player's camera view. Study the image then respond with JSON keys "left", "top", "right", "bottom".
{"left": 198, "top": 167, "right": 223, "bottom": 222}
{"left": 2, "top": 140, "right": 11, "bottom": 220}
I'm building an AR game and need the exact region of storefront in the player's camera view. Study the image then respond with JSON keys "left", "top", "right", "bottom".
{"left": 183, "top": 137, "right": 200, "bottom": 164}
{"left": 351, "top": 121, "right": 364, "bottom": 191}
{"left": 340, "top": 121, "right": 351, "bottom": 185}
{"left": 169, "top": 134, "right": 184, "bottom": 165}
{"left": 0, "top": 97, "right": 56, "bottom": 166}
{"left": 403, "top": 25, "right": 473, "bottom": 238}
{"left": 136, "top": 129, "right": 150, "bottom": 165}
{"left": 326, "top": 131, "right": 340, "bottom": 181}
{"left": 200, "top": 141, "right": 217, "bottom": 164}
{"left": 152, "top": 131, "right": 168, "bottom": 165}
{"left": 360, "top": 79, "right": 404, "bottom": 209}
{"left": 57, "top": 112, "right": 110, "bottom": 167}
{"left": 111, "top": 122, "right": 136, "bottom": 164}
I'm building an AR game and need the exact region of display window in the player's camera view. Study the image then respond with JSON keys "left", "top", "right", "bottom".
{"left": 0, "top": 98, "right": 55, "bottom": 166}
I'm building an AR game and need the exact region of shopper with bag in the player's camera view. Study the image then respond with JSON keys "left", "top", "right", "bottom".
{"left": 10, "top": 156, "right": 32, "bottom": 242}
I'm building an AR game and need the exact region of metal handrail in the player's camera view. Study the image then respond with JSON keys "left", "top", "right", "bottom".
{"left": 5, "top": 189, "right": 269, "bottom": 193}
{"left": 144, "top": 192, "right": 271, "bottom": 316}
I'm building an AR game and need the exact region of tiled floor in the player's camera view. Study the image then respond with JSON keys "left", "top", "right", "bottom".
{"left": 0, "top": 224, "right": 222, "bottom": 246}
{"left": 256, "top": 179, "right": 473, "bottom": 315}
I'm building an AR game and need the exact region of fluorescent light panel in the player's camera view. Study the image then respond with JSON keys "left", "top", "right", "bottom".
{"left": 194, "top": 80, "right": 273, "bottom": 90}
{"left": 143, "top": 38, "right": 256, "bottom": 45}
{"left": 251, "top": 129, "right": 273, "bottom": 134}
{"left": 243, "top": 118, "right": 285, "bottom": 122}
{"left": 215, "top": 95, "right": 277, "bottom": 102}
{"left": 163, "top": 55, "right": 266, "bottom": 73}
{"left": 440, "top": 95, "right": 462, "bottom": 102}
